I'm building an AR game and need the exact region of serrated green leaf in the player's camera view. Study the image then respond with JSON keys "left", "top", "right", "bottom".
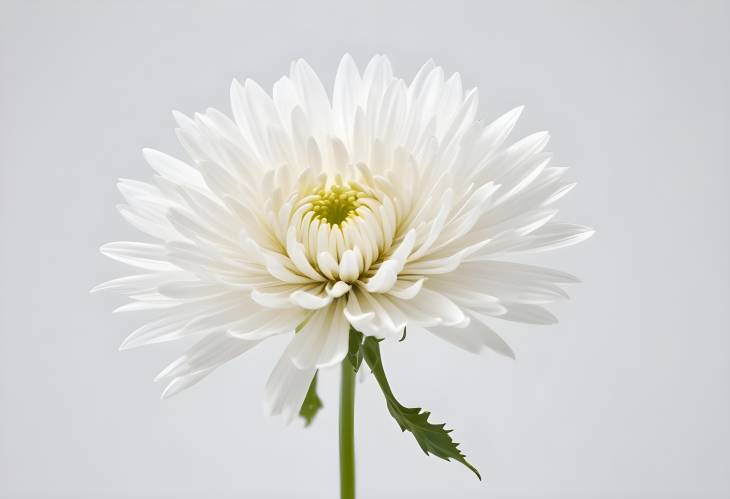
{"left": 347, "top": 327, "right": 364, "bottom": 372}
{"left": 299, "top": 371, "right": 322, "bottom": 426}
{"left": 362, "top": 336, "right": 481, "bottom": 480}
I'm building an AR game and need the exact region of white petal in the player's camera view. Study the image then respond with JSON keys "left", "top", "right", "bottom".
{"left": 408, "top": 189, "right": 453, "bottom": 260}
{"left": 332, "top": 53, "right": 362, "bottom": 138}
{"left": 344, "top": 290, "right": 376, "bottom": 334}
{"left": 91, "top": 273, "right": 175, "bottom": 294}
{"left": 286, "top": 227, "right": 325, "bottom": 281}
{"left": 142, "top": 148, "right": 204, "bottom": 187}
{"left": 245, "top": 239, "right": 311, "bottom": 284}
{"left": 345, "top": 289, "right": 404, "bottom": 338}
{"left": 365, "top": 229, "right": 416, "bottom": 293}
{"left": 157, "top": 282, "right": 228, "bottom": 300}
{"left": 499, "top": 304, "right": 558, "bottom": 324}
{"left": 264, "top": 354, "right": 316, "bottom": 423}
{"left": 422, "top": 315, "right": 515, "bottom": 358}
{"left": 401, "top": 288, "right": 466, "bottom": 327}
{"left": 158, "top": 332, "right": 261, "bottom": 398}
{"left": 161, "top": 371, "right": 211, "bottom": 399}
{"left": 228, "top": 308, "right": 304, "bottom": 340}
{"left": 386, "top": 278, "right": 425, "bottom": 300}
{"left": 326, "top": 280, "right": 351, "bottom": 298}
{"left": 100, "top": 242, "right": 178, "bottom": 271}
{"left": 288, "top": 300, "right": 349, "bottom": 369}
{"left": 338, "top": 249, "right": 360, "bottom": 283}
{"left": 291, "top": 59, "right": 331, "bottom": 136}
{"left": 290, "top": 286, "right": 333, "bottom": 310}
{"left": 516, "top": 223, "right": 595, "bottom": 253}
{"left": 317, "top": 251, "right": 339, "bottom": 280}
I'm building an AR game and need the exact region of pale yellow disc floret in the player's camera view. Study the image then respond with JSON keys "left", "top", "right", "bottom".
{"left": 310, "top": 182, "right": 367, "bottom": 226}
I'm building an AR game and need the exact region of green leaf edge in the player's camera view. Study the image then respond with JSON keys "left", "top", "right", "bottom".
{"left": 299, "top": 371, "right": 323, "bottom": 427}
{"left": 347, "top": 327, "right": 365, "bottom": 372}
{"left": 361, "top": 334, "right": 482, "bottom": 480}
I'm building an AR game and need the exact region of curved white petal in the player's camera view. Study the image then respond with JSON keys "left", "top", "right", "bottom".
{"left": 338, "top": 249, "right": 360, "bottom": 283}
{"left": 365, "top": 229, "right": 416, "bottom": 293}
{"left": 326, "top": 280, "right": 351, "bottom": 298}
{"left": 499, "top": 303, "right": 558, "bottom": 324}
{"left": 100, "top": 242, "right": 178, "bottom": 271}
{"left": 290, "top": 286, "right": 333, "bottom": 310}
{"left": 264, "top": 354, "right": 317, "bottom": 423}
{"left": 386, "top": 278, "right": 425, "bottom": 300}
{"left": 158, "top": 333, "right": 261, "bottom": 398}
{"left": 422, "top": 315, "right": 515, "bottom": 359}
{"left": 288, "top": 299, "right": 349, "bottom": 369}
{"left": 401, "top": 287, "right": 466, "bottom": 327}
{"left": 227, "top": 308, "right": 305, "bottom": 340}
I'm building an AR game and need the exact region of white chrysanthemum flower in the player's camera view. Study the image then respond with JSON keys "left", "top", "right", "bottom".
{"left": 96, "top": 55, "right": 593, "bottom": 421}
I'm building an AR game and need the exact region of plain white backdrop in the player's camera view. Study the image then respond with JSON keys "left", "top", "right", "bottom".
{"left": 1, "top": 1, "right": 729, "bottom": 498}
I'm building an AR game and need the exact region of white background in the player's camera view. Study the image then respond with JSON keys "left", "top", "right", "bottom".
{"left": 1, "top": 1, "right": 729, "bottom": 498}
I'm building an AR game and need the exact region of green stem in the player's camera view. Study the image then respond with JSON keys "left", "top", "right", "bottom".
{"left": 339, "top": 359, "right": 356, "bottom": 499}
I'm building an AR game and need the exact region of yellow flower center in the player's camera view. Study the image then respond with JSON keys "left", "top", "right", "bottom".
{"left": 311, "top": 183, "right": 366, "bottom": 226}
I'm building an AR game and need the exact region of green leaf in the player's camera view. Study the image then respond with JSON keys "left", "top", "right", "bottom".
{"left": 299, "top": 371, "right": 323, "bottom": 427}
{"left": 362, "top": 336, "right": 481, "bottom": 480}
{"left": 347, "top": 327, "right": 364, "bottom": 372}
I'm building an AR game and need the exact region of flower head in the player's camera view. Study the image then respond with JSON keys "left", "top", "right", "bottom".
{"left": 96, "top": 55, "right": 593, "bottom": 421}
